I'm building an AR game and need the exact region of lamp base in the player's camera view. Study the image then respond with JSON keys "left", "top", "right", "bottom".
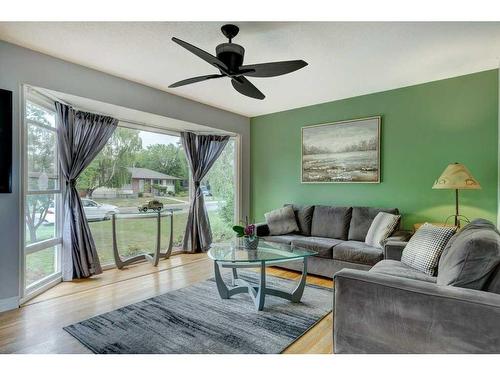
{"left": 445, "top": 214, "right": 470, "bottom": 228}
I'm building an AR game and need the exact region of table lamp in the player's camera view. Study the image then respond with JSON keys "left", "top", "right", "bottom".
{"left": 432, "top": 162, "right": 481, "bottom": 227}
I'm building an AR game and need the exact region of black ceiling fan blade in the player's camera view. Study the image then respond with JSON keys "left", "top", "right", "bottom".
{"left": 169, "top": 74, "right": 224, "bottom": 88}
{"left": 231, "top": 76, "right": 265, "bottom": 100}
{"left": 172, "top": 37, "right": 229, "bottom": 73}
{"left": 240, "top": 60, "right": 308, "bottom": 77}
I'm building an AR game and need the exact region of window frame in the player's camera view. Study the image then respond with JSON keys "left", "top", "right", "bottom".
{"left": 20, "top": 86, "right": 63, "bottom": 302}
{"left": 19, "top": 86, "right": 242, "bottom": 298}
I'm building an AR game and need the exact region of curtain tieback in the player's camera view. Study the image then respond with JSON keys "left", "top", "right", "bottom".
{"left": 66, "top": 179, "right": 77, "bottom": 187}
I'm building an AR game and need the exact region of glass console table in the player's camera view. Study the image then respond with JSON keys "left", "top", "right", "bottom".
{"left": 111, "top": 209, "right": 175, "bottom": 269}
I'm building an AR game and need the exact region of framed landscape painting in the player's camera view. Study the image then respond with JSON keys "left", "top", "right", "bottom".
{"left": 301, "top": 116, "right": 381, "bottom": 183}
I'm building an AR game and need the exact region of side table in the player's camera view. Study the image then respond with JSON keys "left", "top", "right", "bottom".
{"left": 112, "top": 209, "right": 174, "bottom": 269}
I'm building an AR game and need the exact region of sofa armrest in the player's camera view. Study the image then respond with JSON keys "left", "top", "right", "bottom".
{"left": 383, "top": 240, "right": 407, "bottom": 261}
{"left": 333, "top": 269, "right": 500, "bottom": 353}
{"left": 255, "top": 222, "right": 270, "bottom": 237}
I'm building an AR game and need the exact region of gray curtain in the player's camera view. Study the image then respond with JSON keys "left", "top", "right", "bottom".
{"left": 181, "top": 132, "right": 230, "bottom": 252}
{"left": 55, "top": 102, "right": 118, "bottom": 281}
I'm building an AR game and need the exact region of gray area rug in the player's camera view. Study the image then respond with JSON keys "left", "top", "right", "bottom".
{"left": 64, "top": 271, "right": 333, "bottom": 354}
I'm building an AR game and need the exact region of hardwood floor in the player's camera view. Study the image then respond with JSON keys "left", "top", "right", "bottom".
{"left": 0, "top": 254, "right": 333, "bottom": 354}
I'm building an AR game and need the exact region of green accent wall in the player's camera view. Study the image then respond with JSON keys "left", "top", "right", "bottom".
{"left": 251, "top": 69, "right": 498, "bottom": 229}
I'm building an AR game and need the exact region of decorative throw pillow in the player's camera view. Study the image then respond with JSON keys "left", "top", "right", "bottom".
{"left": 437, "top": 219, "right": 500, "bottom": 290}
{"left": 264, "top": 206, "right": 299, "bottom": 236}
{"left": 310, "top": 205, "right": 352, "bottom": 240}
{"left": 365, "top": 212, "right": 401, "bottom": 249}
{"left": 401, "top": 223, "right": 456, "bottom": 276}
{"left": 284, "top": 204, "right": 314, "bottom": 236}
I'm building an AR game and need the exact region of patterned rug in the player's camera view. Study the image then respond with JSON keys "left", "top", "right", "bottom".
{"left": 63, "top": 271, "right": 333, "bottom": 354}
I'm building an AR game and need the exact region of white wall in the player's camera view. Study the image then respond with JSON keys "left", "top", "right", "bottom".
{"left": 0, "top": 40, "right": 250, "bottom": 311}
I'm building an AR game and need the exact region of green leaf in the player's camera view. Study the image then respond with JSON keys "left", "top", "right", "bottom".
{"left": 232, "top": 225, "right": 245, "bottom": 237}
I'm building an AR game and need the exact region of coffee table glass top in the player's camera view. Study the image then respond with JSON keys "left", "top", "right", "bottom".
{"left": 208, "top": 239, "right": 317, "bottom": 263}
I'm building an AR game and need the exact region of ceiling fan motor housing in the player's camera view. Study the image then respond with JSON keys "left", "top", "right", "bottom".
{"left": 216, "top": 43, "right": 245, "bottom": 73}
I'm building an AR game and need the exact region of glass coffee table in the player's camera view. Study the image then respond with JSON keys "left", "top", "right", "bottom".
{"left": 208, "top": 239, "right": 317, "bottom": 311}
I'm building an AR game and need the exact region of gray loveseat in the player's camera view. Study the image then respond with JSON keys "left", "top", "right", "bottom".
{"left": 334, "top": 218, "right": 500, "bottom": 353}
{"left": 256, "top": 205, "right": 410, "bottom": 278}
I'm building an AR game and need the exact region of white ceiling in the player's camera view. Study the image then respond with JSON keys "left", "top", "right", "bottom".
{"left": 1, "top": 22, "right": 500, "bottom": 117}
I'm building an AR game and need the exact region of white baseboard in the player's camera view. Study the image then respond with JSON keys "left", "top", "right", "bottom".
{"left": 0, "top": 296, "right": 19, "bottom": 313}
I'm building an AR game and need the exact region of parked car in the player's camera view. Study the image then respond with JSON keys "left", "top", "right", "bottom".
{"left": 82, "top": 199, "right": 120, "bottom": 221}
{"left": 138, "top": 200, "right": 164, "bottom": 212}
{"left": 201, "top": 186, "right": 212, "bottom": 196}
{"left": 43, "top": 198, "right": 119, "bottom": 224}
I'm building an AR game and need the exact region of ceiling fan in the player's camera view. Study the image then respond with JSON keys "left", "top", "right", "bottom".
{"left": 169, "top": 24, "right": 308, "bottom": 100}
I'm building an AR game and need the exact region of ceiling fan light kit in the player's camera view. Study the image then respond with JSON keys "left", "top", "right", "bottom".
{"left": 169, "top": 24, "right": 308, "bottom": 100}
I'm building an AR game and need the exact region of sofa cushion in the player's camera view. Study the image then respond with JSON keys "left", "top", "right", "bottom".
{"left": 370, "top": 259, "right": 437, "bottom": 283}
{"left": 291, "top": 237, "right": 343, "bottom": 259}
{"left": 348, "top": 207, "right": 399, "bottom": 241}
{"left": 365, "top": 212, "right": 401, "bottom": 249}
{"left": 401, "top": 223, "right": 456, "bottom": 276}
{"left": 437, "top": 219, "right": 500, "bottom": 290}
{"left": 284, "top": 204, "right": 314, "bottom": 236}
{"left": 331, "top": 240, "right": 383, "bottom": 266}
{"left": 261, "top": 234, "right": 304, "bottom": 245}
{"left": 310, "top": 205, "right": 352, "bottom": 240}
{"left": 264, "top": 206, "right": 299, "bottom": 235}
{"left": 484, "top": 265, "right": 500, "bottom": 294}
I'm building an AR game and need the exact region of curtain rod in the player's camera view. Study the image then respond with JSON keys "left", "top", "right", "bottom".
{"left": 29, "top": 86, "right": 236, "bottom": 137}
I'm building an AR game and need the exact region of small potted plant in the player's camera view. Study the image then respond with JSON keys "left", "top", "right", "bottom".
{"left": 232, "top": 217, "right": 259, "bottom": 250}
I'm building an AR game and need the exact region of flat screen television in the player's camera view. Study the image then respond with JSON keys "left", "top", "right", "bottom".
{"left": 0, "top": 88, "right": 12, "bottom": 193}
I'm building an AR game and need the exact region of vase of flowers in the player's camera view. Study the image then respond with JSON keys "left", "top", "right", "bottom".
{"left": 232, "top": 217, "right": 259, "bottom": 250}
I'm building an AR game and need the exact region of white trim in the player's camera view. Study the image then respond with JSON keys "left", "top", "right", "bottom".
{"left": 0, "top": 296, "right": 19, "bottom": 313}
{"left": 26, "top": 189, "right": 61, "bottom": 195}
{"left": 20, "top": 85, "right": 63, "bottom": 299}
{"left": 25, "top": 238, "right": 62, "bottom": 254}
{"left": 101, "top": 263, "right": 117, "bottom": 271}
{"left": 234, "top": 135, "right": 242, "bottom": 222}
{"left": 498, "top": 61, "right": 500, "bottom": 228}
{"left": 26, "top": 119, "right": 56, "bottom": 132}
{"left": 21, "top": 273, "right": 62, "bottom": 304}
{"left": 19, "top": 84, "right": 27, "bottom": 300}
{"left": 26, "top": 87, "right": 57, "bottom": 112}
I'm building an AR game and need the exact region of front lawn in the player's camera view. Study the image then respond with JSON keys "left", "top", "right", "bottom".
{"left": 25, "top": 210, "right": 234, "bottom": 285}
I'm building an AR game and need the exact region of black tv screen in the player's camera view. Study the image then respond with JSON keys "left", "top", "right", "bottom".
{"left": 0, "top": 89, "right": 12, "bottom": 193}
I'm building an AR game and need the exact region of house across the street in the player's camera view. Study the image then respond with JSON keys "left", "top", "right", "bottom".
{"left": 128, "top": 167, "right": 181, "bottom": 195}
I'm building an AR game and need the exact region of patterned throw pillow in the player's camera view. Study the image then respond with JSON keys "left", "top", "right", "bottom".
{"left": 401, "top": 223, "right": 456, "bottom": 275}
{"left": 365, "top": 212, "right": 401, "bottom": 249}
{"left": 264, "top": 206, "right": 300, "bottom": 235}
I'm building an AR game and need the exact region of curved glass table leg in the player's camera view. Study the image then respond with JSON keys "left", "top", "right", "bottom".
{"left": 113, "top": 210, "right": 174, "bottom": 269}
{"left": 159, "top": 209, "right": 174, "bottom": 260}
{"left": 213, "top": 257, "right": 308, "bottom": 311}
{"left": 214, "top": 261, "right": 248, "bottom": 299}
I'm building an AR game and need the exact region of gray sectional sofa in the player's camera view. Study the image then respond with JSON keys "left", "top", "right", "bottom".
{"left": 334, "top": 218, "right": 500, "bottom": 353}
{"left": 256, "top": 205, "right": 410, "bottom": 278}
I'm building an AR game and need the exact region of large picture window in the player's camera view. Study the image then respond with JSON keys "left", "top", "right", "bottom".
{"left": 23, "top": 88, "right": 62, "bottom": 297}
{"left": 76, "top": 127, "right": 191, "bottom": 265}
{"left": 76, "top": 127, "right": 238, "bottom": 265}
{"left": 22, "top": 86, "right": 240, "bottom": 300}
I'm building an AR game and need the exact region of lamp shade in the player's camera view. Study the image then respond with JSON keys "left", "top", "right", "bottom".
{"left": 432, "top": 162, "right": 481, "bottom": 190}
